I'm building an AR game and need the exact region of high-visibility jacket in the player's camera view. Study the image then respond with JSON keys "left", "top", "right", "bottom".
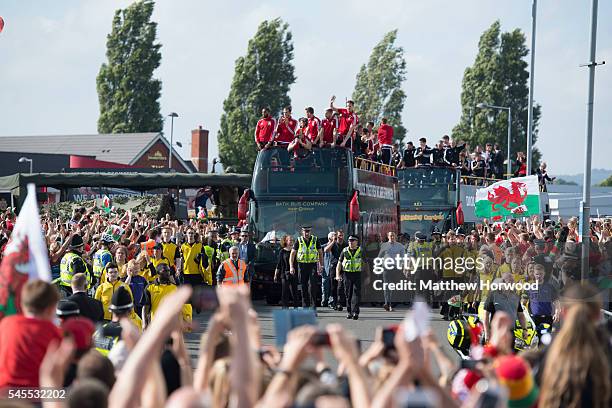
{"left": 201, "top": 245, "right": 215, "bottom": 285}
{"left": 93, "top": 321, "right": 121, "bottom": 356}
{"left": 297, "top": 236, "right": 319, "bottom": 263}
{"left": 218, "top": 239, "right": 235, "bottom": 262}
{"left": 162, "top": 242, "right": 179, "bottom": 267}
{"left": 181, "top": 242, "right": 203, "bottom": 275}
{"left": 341, "top": 247, "right": 363, "bottom": 272}
{"left": 220, "top": 259, "right": 246, "bottom": 286}
{"left": 59, "top": 252, "right": 91, "bottom": 287}
{"left": 92, "top": 249, "right": 113, "bottom": 279}
{"left": 439, "top": 245, "right": 465, "bottom": 278}
{"left": 94, "top": 280, "right": 133, "bottom": 321}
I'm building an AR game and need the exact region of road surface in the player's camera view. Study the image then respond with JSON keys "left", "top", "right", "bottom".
{"left": 184, "top": 302, "right": 461, "bottom": 368}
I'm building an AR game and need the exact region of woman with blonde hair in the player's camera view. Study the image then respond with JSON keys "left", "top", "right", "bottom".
{"left": 539, "top": 284, "right": 610, "bottom": 408}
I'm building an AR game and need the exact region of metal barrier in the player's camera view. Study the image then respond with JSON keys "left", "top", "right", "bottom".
{"left": 460, "top": 175, "right": 501, "bottom": 186}
{"left": 354, "top": 157, "right": 396, "bottom": 176}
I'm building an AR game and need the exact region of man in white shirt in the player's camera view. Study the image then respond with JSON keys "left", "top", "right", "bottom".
{"left": 377, "top": 231, "right": 406, "bottom": 311}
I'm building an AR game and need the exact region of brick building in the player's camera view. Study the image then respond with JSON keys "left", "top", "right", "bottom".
{"left": 0, "top": 127, "right": 210, "bottom": 176}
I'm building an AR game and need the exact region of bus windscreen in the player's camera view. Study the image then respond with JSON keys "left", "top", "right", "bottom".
{"left": 253, "top": 148, "right": 351, "bottom": 196}
{"left": 252, "top": 200, "right": 347, "bottom": 241}
{"left": 398, "top": 167, "right": 456, "bottom": 207}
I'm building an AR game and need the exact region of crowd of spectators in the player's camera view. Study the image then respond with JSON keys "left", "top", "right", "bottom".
{"left": 0, "top": 197, "right": 610, "bottom": 407}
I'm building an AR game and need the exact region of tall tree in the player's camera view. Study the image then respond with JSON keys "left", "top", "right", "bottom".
{"left": 218, "top": 19, "right": 295, "bottom": 173}
{"left": 97, "top": 0, "right": 162, "bottom": 134}
{"left": 352, "top": 30, "right": 407, "bottom": 142}
{"left": 453, "top": 21, "right": 542, "bottom": 166}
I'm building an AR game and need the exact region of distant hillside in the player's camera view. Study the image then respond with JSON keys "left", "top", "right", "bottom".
{"left": 553, "top": 168, "right": 612, "bottom": 186}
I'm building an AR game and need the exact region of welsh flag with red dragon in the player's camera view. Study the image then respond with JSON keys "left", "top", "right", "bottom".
{"left": 0, "top": 184, "right": 51, "bottom": 319}
{"left": 475, "top": 175, "right": 541, "bottom": 221}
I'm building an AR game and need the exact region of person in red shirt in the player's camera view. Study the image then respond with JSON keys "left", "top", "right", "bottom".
{"left": 0, "top": 280, "right": 63, "bottom": 388}
{"left": 330, "top": 96, "right": 358, "bottom": 150}
{"left": 254, "top": 107, "right": 276, "bottom": 150}
{"left": 304, "top": 107, "right": 321, "bottom": 145}
{"left": 274, "top": 106, "right": 297, "bottom": 146}
{"left": 288, "top": 118, "right": 313, "bottom": 159}
{"left": 378, "top": 117, "right": 395, "bottom": 165}
{"left": 318, "top": 108, "right": 338, "bottom": 148}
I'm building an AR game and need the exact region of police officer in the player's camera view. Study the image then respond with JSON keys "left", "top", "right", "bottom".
{"left": 336, "top": 236, "right": 363, "bottom": 320}
{"left": 93, "top": 286, "right": 139, "bottom": 356}
{"left": 218, "top": 228, "right": 239, "bottom": 262}
{"left": 56, "top": 300, "right": 80, "bottom": 323}
{"left": 290, "top": 226, "right": 323, "bottom": 310}
{"left": 92, "top": 234, "right": 114, "bottom": 288}
{"left": 59, "top": 234, "right": 91, "bottom": 297}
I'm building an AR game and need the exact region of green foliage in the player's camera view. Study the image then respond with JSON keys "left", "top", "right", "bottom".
{"left": 218, "top": 19, "right": 296, "bottom": 174}
{"left": 453, "top": 21, "right": 541, "bottom": 165}
{"left": 352, "top": 30, "right": 407, "bottom": 142}
{"left": 555, "top": 178, "right": 579, "bottom": 186}
{"left": 97, "top": 0, "right": 163, "bottom": 134}
{"left": 599, "top": 175, "right": 612, "bottom": 187}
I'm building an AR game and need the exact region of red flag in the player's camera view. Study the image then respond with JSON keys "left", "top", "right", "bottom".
{"left": 456, "top": 201, "right": 464, "bottom": 225}
{"left": 0, "top": 185, "right": 51, "bottom": 319}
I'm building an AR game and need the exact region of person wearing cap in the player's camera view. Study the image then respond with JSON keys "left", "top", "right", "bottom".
{"left": 217, "top": 246, "right": 247, "bottom": 287}
{"left": 142, "top": 264, "right": 178, "bottom": 327}
{"left": 290, "top": 226, "right": 323, "bottom": 310}
{"left": 56, "top": 299, "right": 80, "bottom": 322}
{"left": 94, "top": 262, "right": 134, "bottom": 321}
{"left": 93, "top": 286, "right": 141, "bottom": 356}
{"left": 143, "top": 243, "right": 171, "bottom": 283}
{"left": 336, "top": 236, "right": 363, "bottom": 320}
{"left": 92, "top": 234, "right": 114, "bottom": 288}
{"left": 59, "top": 234, "right": 91, "bottom": 297}
{"left": 218, "top": 228, "right": 239, "bottom": 263}
{"left": 495, "top": 355, "right": 540, "bottom": 408}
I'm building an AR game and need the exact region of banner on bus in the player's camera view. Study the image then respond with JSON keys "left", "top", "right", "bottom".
{"left": 475, "top": 175, "right": 540, "bottom": 219}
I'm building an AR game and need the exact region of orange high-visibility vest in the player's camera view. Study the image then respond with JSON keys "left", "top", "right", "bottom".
{"left": 221, "top": 259, "right": 246, "bottom": 286}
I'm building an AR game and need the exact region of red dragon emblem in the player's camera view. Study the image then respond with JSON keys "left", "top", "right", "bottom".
{"left": 487, "top": 181, "right": 528, "bottom": 211}
{"left": 0, "top": 236, "right": 30, "bottom": 320}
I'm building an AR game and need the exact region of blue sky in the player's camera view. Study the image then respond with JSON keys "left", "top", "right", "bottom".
{"left": 0, "top": 0, "right": 610, "bottom": 174}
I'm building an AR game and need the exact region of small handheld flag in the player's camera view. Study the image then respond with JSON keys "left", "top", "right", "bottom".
{"left": 102, "top": 195, "right": 112, "bottom": 214}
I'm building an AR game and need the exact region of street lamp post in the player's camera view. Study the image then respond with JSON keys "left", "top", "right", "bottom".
{"left": 18, "top": 156, "right": 33, "bottom": 174}
{"left": 526, "top": 0, "right": 538, "bottom": 176}
{"left": 167, "top": 112, "right": 179, "bottom": 170}
{"left": 476, "top": 103, "right": 512, "bottom": 178}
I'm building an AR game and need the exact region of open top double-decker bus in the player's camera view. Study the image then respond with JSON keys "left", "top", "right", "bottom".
{"left": 244, "top": 147, "right": 399, "bottom": 304}
{"left": 397, "top": 167, "right": 463, "bottom": 239}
